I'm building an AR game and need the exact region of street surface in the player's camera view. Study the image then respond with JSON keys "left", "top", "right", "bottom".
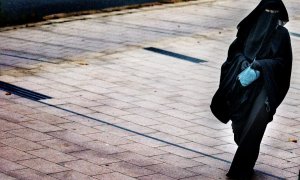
{"left": 0, "top": 0, "right": 299, "bottom": 179}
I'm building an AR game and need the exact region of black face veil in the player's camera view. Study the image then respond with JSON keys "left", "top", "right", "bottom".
{"left": 243, "top": 11, "right": 279, "bottom": 60}
{"left": 236, "top": 0, "right": 289, "bottom": 41}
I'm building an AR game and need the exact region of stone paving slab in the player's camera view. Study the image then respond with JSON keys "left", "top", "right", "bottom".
{"left": 0, "top": 0, "right": 299, "bottom": 179}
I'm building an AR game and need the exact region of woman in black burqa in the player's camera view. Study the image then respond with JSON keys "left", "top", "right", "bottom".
{"left": 210, "top": 0, "right": 292, "bottom": 179}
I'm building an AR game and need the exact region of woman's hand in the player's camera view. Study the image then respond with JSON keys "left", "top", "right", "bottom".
{"left": 251, "top": 61, "right": 262, "bottom": 71}
{"left": 241, "top": 60, "right": 250, "bottom": 71}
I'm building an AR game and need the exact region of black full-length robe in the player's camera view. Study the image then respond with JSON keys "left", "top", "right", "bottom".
{"left": 210, "top": 0, "right": 292, "bottom": 178}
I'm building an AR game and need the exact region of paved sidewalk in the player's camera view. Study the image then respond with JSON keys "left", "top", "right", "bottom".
{"left": 0, "top": 0, "right": 299, "bottom": 179}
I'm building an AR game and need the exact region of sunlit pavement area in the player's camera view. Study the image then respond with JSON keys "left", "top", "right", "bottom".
{"left": 0, "top": 0, "right": 299, "bottom": 179}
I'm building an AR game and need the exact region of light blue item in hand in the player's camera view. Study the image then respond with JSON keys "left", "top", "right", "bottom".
{"left": 238, "top": 66, "right": 260, "bottom": 87}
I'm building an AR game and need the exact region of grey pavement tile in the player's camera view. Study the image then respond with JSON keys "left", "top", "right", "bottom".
{"left": 0, "top": 137, "right": 44, "bottom": 151}
{"left": 37, "top": 138, "right": 87, "bottom": 153}
{"left": 0, "top": 132, "right": 16, "bottom": 139}
{"left": 8, "top": 128, "right": 53, "bottom": 142}
{"left": 261, "top": 144, "right": 299, "bottom": 160}
{"left": 6, "top": 169, "right": 56, "bottom": 180}
{"left": 38, "top": 89, "right": 74, "bottom": 99}
{"left": 119, "top": 143, "right": 167, "bottom": 157}
{"left": 152, "top": 154, "right": 203, "bottom": 168}
{"left": 186, "top": 165, "right": 228, "bottom": 179}
{"left": 186, "top": 125, "right": 232, "bottom": 138}
{"left": 159, "top": 109, "right": 199, "bottom": 120}
{"left": 98, "top": 99, "right": 137, "bottom": 109}
{"left": 179, "top": 142, "right": 224, "bottom": 156}
{"left": 89, "top": 106, "right": 131, "bottom": 117}
{"left": 93, "top": 172, "right": 136, "bottom": 180}
{"left": 125, "top": 135, "right": 166, "bottom": 148}
{"left": 59, "top": 104, "right": 96, "bottom": 114}
{"left": 158, "top": 145, "right": 203, "bottom": 158}
{"left": 0, "top": 120, "right": 23, "bottom": 131}
{"left": 147, "top": 132, "right": 190, "bottom": 144}
{"left": 149, "top": 124, "right": 192, "bottom": 136}
{"left": 64, "top": 115, "right": 106, "bottom": 127}
{"left": 120, "top": 114, "right": 160, "bottom": 126}
{"left": 214, "top": 144, "right": 238, "bottom": 154}
{"left": 0, "top": 172, "right": 17, "bottom": 180}
{"left": 286, "top": 176, "right": 300, "bottom": 180}
{"left": 113, "top": 151, "right": 162, "bottom": 167}
{"left": 27, "top": 113, "right": 71, "bottom": 124}
{"left": 291, "top": 148, "right": 300, "bottom": 156}
{"left": 81, "top": 140, "right": 127, "bottom": 155}
{"left": 261, "top": 136, "right": 299, "bottom": 150}
{"left": 125, "top": 107, "right": 166, "bottom": 118}
{"left": 0, "top": 146, "right": 36, "bottom": 162}
{"left": 79, "top": 85, "right": 111, "bottom": 94}
{"left": 180, "top": 175, "right": 215, "bottom": 180}
{"left": 19, "top": 120, "right": 63, "bottom": 132}
{"left": 104, "top": 93, "right": 141, "bottom": 103}
{"left": 36, "top": 106, "right": 75, "bottom": 117}
{"left": 145, "top": 163, "right": 197, "bottom": 179}
{"left": 50, "top": 170, "right": 97, "bottom": 180}
{"left": 85, "top": 132, "right": 133, "bottom": 146}
{"left": 125, "top": 157, "right": 162, "bottom": 167}
{"left": 257, "top": 154, "right": 299, "bottom": 169}
{"left": 284, "top": 166, "right": 300, "bottom": 174}
{"left": 268, "top": 122, "right": 300, "bottom": 134}
{"left": 0, "top": 157, "right": 25, "bottom": 172}
{"left": 116, "top": 122, "right": 157, "bottom": 134}
{"left": 132, "top": 101, "right": 171, "bottom": 111}
{"left": 181, "top": 133, "right": 228, "bottom": 147}
{"left": 138, "top": 173, "right": 175, "bottom": 180}
{"left": 56, "top": 122, "right": 100, "bottom": 135}
{"left": 213, "top": 153, "right": 235, "bottom": 163}
{"left": 43, "top": 83, "right": 79, "bottom": 93}
{"left": 264, "top": 128, "right": 300, "bottom": 142}
{"left": 72, "top": 91, "right": 108, "bottom": 101}
{"left": 287, "top": 156, "right": 300, "bottom": 164}
{"left": 0, "top": 111, "right": 35, "bottom": 123}
{"left": 153, "top": 116, "right": 197, "bottom": 128}
{"left": 93, "top": 125, "right": 136, "bottom": 137}
{"left": 137, "top": 94, "right": 174, "bottom": 104}
{"left": 69, "top": 150, "right": 120, "bottom": 165}
{"left": 255, "top": 164, "right": 297, "bottom": 178}
{"left": 190, "top": 118, "right": 230, "bottom": 130}
{"left": 63, "top": 160, "right": 112, "bottom": 176}
{"left": 106, "top": 162, "right": 154, "bottom": 178}
{"left": 165, "top": 103, "right": 201, "bottom": 113}
{"left": 17, "top": 158, "right": 69, "bottom": 174}
{"left": 192, "top": 156, "right": 230, "bottom": 171}
{"left": 62, "top": 97, "right": 100, "bottom": 108}
{"left": 47, "top": 130, "right": 94, "bottom": 144}
{"left": 87, "top": 112, "right": 126, "bottom": 124}
{"left": 1, "top": 104, "right": 41, "bottom": 115}
{"left": 27, "top": 148, "right": 78, "bottom": 163}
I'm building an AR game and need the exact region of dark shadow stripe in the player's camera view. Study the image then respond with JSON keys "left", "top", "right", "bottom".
{"left": 290, "top": 32, "right": 300, "bottom": 38}
{"left": 144, "top": 47, "right": 207, "bottom": 63}
{"left": 0, "top": 81, "right": 51, "bottom": 101}
{"left": 0, "top": 53, "right": 57, "bottom": 64}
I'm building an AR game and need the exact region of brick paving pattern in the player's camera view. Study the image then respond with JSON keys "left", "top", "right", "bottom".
{"left": 0, "top": 0, "right": 299, "bottom": 179}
